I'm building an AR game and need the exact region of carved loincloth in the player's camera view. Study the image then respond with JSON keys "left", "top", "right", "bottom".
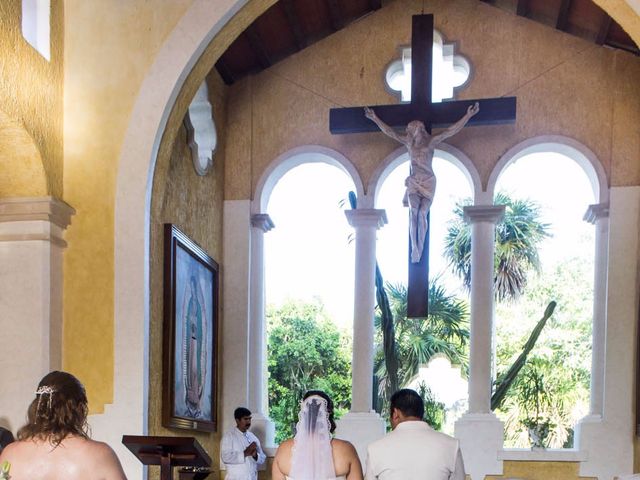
{"left": 404, "top": 172, "right": 436, "bottom": 202}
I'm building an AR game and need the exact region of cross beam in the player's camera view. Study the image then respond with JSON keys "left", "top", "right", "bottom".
{"left": 330, "top": 14, "right": 516, "bottom": 318}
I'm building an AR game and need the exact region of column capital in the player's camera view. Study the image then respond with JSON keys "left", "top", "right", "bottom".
{"left": 463, "top": 205, "right": 505, "bottom": 224}
{"left": 251, "top": 213, "right": 275, "bottom": 232}
{"left": 0, "top": 196, "right": 75, "bottom": 229}
{"left": 583, "top": 202, "right": 609, "bottom": 224}
{"left": 344, "top": 208, "right": 387, "bottom": 229}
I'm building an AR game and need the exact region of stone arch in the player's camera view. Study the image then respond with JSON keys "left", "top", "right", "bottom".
{"left": 253, "top": 145, "right": 364, "bottom": 214}
{"left": 367, "top": 143, "right": 481, "bottom": 208}
{"left": 0, "top": 109, "right": 47, "bottom": 197}
{"left": 110, "top": 0, "right": 638, "bottom": 476}
{"left": 487, "top": 135, "right": 608, "bottom": 204}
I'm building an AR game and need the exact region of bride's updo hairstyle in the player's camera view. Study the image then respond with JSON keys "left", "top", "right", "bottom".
{"left": 17, "top": 370, "right": 90, "bottom": 446}
{"left": 302, "top": 390, "right": 336, "bottom": 433}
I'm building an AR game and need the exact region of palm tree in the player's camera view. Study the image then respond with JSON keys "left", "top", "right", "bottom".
{"left": 374, "top": 279, "right": 469, "bottom": 412}
{"left": 443, "top": 192, "right": 550, "bottom": 302}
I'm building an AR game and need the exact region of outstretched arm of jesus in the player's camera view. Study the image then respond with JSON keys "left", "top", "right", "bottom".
{"left": 364, "top": 107, "right": 405, "bottom": 144}
{"left": 431, "top": 102, "right": 479, "bottom": 145}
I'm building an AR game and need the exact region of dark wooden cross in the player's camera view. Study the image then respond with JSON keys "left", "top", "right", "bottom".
{"left": 330, "top": 14, "right": 516, "bottom": 318}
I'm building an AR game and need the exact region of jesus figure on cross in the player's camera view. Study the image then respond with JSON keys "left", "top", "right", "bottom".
{"left": 364, "top": 102, "right": 479, "bottom": 263}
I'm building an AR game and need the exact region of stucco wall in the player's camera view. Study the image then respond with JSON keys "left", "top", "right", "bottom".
{"left": 146, "top": 70, "right": 227, "bottom": 479}
{"left": 224, "top": 0, "right": 640, "bottom": 201}
{"left": 0, "top": 0, "right": 62, "bottom": 197}
{"left": 62, "top": 0, "right": 194, "bottom": 411}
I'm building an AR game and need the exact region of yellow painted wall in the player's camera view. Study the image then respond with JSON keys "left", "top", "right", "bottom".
{"left": 0, "top": 0, "right": 62, "bottom": 197}
{"left": 61, "top": 0, "right": 279, "bottom": 415}
{"left": 62, "top": 0, "right": 194, "bottom": 412}
{"left": 486, "top": 461, "right": 595, "bottom": 480}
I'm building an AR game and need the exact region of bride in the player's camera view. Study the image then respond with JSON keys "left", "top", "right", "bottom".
{"left": 272, "top": 391, "right": 363, "bottom": 480}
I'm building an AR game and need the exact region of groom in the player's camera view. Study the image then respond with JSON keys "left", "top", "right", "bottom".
{"left": 365, "top": 389, "right": 465, "bottom": 480}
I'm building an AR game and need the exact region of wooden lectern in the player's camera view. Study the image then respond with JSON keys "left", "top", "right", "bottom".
{"left": 122, "top": 435, "right": 212, "bottom": 480}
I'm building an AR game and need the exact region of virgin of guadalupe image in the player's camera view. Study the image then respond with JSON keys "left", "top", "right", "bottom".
{"left": 181, "top": 274, "right": 208, "bottom": 418}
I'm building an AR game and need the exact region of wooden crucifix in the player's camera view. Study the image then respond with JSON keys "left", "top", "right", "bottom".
{"left": 330, "top": 14, "right": 516, "bottom": 318}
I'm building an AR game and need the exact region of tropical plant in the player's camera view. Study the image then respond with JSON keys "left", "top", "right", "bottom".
{"left": 267, "top": 299, "right": 352, "bottom": 443}
{"left": 416, "top": 382, "right": 446, "bottom": 430}
{"left": 491, "top": 301, "right": 556, "bottom": 411}
{"left": 444, "top": 192, "right": 551, "bottom": 302}
{"left": 494, "top": 252, "right": 593, "bottom": 448}
{"left": 373, "top": 280, "right": 469, "bottom": 416}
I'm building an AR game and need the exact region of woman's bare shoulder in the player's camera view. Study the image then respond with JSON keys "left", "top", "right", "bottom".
{"left": 275, "top": 438, "right": 294, "bottom": 454}
{"left": 331, "top": 439, "right": 358, "bottom": 454}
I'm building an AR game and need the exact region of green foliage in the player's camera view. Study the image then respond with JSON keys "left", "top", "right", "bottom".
{"left": 495, "top": 255, "right": 593, "bottom": 448}
{"left": 373, "top": 279, "right": 469, "bottom": 419}
{"left": 267, "top": 299, "right": 352, "bottom": 443}
{"left": 444, "top": 192, "right": 551, "bottom": 302}
{"left": 491, "top": 301, "right": 556, "bottom": 411}
{"left": 416, "top": 382, "right": 446, "bottom": 431}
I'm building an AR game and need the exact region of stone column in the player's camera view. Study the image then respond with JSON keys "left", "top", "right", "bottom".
{"left": 344, "top": 208, "right": 387, "bottom": 412}
{"left": 576, "top": 189, "right": 636, "bottom": 480}
{"left": 583, "top": 203, "right": 608, "bottom": 417}
{"left": 221, "top": 200, "right": 252, "bottom": 431}
{"left": 455, "top": 204, "right": 504, "bottom": 480}
{"left": 335, "top": 208, "right": 387, "bottom": 465}
{"left": 465, "top": 205, "right": 504, "bottom": 413}
{"left": 0, "top": 197, "right": 74, "bottom": 433}
{"left": 248, "top": 213, "right": 275, "bottom": 449}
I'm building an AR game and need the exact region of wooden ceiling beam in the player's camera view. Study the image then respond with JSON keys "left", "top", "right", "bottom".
{"left": 215, "top": 57, "right": 235, "bottom": 85}
{"left": 516, "top": 0, "right": 528, "bottom": 17}
{"left": 326, "top": 0, "right": 345, "bottom": 31}
{"left": 281, "top": 0, "right": 307, "bottom": 50}
{"left": 245, "top": 24, "right": 272, "bottom": 69}
{"left": 556, "top": 0, "right": 572, "bottom": 31}
{"left": 595, "top": 13, "right": 612, "bottom": 45}
{"left": 604, "top": 39, "right": 640, "bottom": 55}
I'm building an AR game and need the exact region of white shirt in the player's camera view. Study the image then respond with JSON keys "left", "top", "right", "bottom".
{"left": 365, "top": 421, "right": 465, "bottom": 480}
{"left": 220, "top": 427, "right": 266, "bottom": 480}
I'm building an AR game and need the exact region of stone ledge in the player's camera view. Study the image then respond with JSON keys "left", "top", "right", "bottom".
{"left": 498, "top": 448, "right": 587, "bottom": 462}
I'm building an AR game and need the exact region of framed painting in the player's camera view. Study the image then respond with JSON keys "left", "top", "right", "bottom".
{"left": 162, "top": 224, "right": 219, "bottom": 432}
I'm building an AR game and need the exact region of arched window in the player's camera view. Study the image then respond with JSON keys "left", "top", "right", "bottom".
{"left": 374, "top": 150, "right": 474, "bottom": 434}
{"left": 21, "top": 0, "right": 50, "bottom": 60}
{"left": 263, "top": 157, "right": 358, "bottom": 442}
{"left": 385, "top": 31, "right": 471, "bottom": 103}
{"left": 492, "top": 148, "right": 598, "bottom": 449}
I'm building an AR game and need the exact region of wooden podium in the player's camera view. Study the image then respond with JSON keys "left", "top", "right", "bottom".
{"left": 122, "top": 435, "right": 212, "bottom": 480}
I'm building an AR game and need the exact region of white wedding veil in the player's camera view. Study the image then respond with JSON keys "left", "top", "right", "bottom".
{"left": 290, "top": 394, "right": 336, "bottom": 480}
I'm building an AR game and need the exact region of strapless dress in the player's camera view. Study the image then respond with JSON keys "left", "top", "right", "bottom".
{"left": 285, "top": 477, "right": 346, "bottom": 480}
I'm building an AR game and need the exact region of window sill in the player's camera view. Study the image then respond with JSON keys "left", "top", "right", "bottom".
{"left": 498, "top": 448, "right": 587, "bottom": 462}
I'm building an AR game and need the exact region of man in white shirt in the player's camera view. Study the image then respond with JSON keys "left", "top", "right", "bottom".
{"left": 221, "top": 407, "right": 266, "bottom": 480}
{"left": 365, "top": 389, "right": 465, "bottom": 480}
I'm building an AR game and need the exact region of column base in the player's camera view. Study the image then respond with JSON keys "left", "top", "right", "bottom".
{"left": 454, "top": 412, "right": 504, "bottom": 480}
{"left": 335, "top": 411, "right": 386, "bottom": 466}
{"left": 248, "top": 412, "right": 277, "bottom": 456}
{"left": 575, "top": 414, "right": 633, "bottom": 479}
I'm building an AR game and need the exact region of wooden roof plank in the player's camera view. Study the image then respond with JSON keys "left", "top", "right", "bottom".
{"left": 516, "top": 0, "right": 528, "bottom": 17}
{"left": 595, "top": 13, "right": 612, "bottom": 45}
{"left": 281, "top": 0, "right": 307, "bottom": 50}
{"left": 245, "top": 24, "right": 272, "bottom": 69}
{"left": 326, "top": 0, "right": 345, "bottom": 31}
{"left": 556, "top": 0, "right": 572, "bottom": 31}
{"left": 215, "top": 57, "right": 235, "bottom": 85}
